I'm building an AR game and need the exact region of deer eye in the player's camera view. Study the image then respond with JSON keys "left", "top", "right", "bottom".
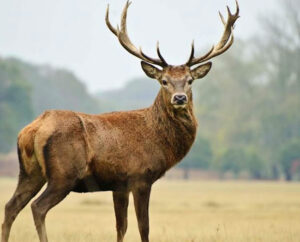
{"left": 162, "top": 80, "right": 168, "bottom": 86}
{"left": 188, "top": 79, "right": 193, "bottom": 85}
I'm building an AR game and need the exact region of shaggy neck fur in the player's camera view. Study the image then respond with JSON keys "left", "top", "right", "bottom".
{"left": 149, "top": 88, "right": 198, "bottom": 169}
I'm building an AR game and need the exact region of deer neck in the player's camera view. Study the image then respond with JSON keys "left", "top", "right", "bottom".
{"left": 150, "top": 89, "right": 198, "bottom": 168}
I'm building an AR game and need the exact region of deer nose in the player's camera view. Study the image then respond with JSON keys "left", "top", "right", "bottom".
{"left": 173, "top": 94, "right": 187, "bottom": 104}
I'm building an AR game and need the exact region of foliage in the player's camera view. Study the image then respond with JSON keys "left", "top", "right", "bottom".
{"left": 218, "top": 148, "right": 245, "bottom": 176}
{"left": 5, "top": 58, "right": 101, "bottom": 116}
{"left": 189, "top": 0, "right": 300, "bottom": 179}
{"left": 0, "top": 58, "right": 102, "bottom": 153}
{"left": 218, "top": 148, "right": 265, "bottom": 179}
{"left": 180, "top": 135, "right": 213, "bottom": 170}
{"left": 278, "top": 140, "right": 300, "bottom": 180}
{"left": 0, "top": 60, "right": 33, "bottom": 152}
{"left": 245, "top": 151, "right": 265, "bottom": 179}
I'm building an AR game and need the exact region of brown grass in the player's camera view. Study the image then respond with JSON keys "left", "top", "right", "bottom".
{"left": 0, "top": 178, "right": 299, "bottom": 242}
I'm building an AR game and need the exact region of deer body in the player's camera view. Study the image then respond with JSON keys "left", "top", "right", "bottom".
{"left": 19, "top": 89, "right": 196, "bottom": 194}
{"left": 1, "top": 1, "right": 239, "bottom": 242}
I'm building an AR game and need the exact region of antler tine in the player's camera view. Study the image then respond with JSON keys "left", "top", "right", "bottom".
{"left": 106, "top": 1, "right": 167, "bottom": 67}
{"left": 105, "top": 4, "right": 118, "bottom": 36}
{"left": 219, "top": 11, "right": 226, "bottom": 26}
{"left": 235, "top": 0, "right": 240, "bottom": 18}
{"left": 140, "top": 42, "right": 168, "bottom": 67}
{"left": 186, "top": 41, "right": 215, "bottom": 66}
{"left": 156, "top": 42, "right": 168, "bottom": 66}
{"left": 186, "top": 40, "right": 195, "bottom": 65}
{"left": 186, "top": 0, "right": 240, "bottom": 67}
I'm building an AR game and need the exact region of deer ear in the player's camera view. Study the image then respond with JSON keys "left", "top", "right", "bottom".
{"left": 141, "top": 61, "right": 162, "bottom": 79}
{"left": 191, "top": 62, "right": 212, "bottom": 80}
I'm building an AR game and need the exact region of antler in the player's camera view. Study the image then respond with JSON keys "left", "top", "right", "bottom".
{"left": 106, "top": 1, "right": 168, "bottom": 67}
{"left": 186, "top": 0, "right": 240, "bottom": 67}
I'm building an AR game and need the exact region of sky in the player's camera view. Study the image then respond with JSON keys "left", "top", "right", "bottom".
{"left": 0, "top": 0, "right": 278, "bottom": 93}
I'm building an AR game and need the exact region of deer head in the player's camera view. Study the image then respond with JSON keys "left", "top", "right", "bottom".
{"left": 106, "top": 1, "right": 239, "bottom": 109}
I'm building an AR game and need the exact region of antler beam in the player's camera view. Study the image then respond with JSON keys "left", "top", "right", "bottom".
{"left": 106, "top": 1, "right": 168, "bottom": 67}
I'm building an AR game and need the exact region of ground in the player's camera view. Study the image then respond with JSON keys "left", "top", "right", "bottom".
{"left": 0, "top": 178, "right": 300, "bottom": 242}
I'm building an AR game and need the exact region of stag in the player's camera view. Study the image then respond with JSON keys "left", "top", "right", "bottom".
{"left": 1, "top": 1, "right": 239, "bottom": 242}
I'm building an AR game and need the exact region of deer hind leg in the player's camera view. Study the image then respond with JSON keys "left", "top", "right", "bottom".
{"left": 1, "top": 170, "right": 45, "bottom": 242}
{"left": 31, "top": 180, "right": 75, "bottom": 242}
{"left": 30, "top": 128, "right": 87, "bottom": 242}
{"left": 113, "top": 191, "right": 129, "bottom": 242}
{"left": 132, "top": 185, "right": 152, "bottom": 242}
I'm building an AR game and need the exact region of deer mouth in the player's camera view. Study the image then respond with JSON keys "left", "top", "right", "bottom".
{"left": 173, "top": 103, "right": 187, "bottom": 109}
{"left": 171, "top": 99, "right": 188, "bottom": 109}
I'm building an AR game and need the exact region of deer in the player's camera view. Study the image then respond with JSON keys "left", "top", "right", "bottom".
{"left": 1, "top": 1, "right": 239, "bottom": 242}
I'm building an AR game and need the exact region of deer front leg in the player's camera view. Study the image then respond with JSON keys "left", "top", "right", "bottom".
{"left": 132, "top": 185, "right": 151, "bottom": 242}
{"left": 113, "top": 191, "right": 129, "bottom": 242}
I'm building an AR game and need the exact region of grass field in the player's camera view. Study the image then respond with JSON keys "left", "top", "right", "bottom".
{"left": 0, "top": 178, "right": 300, "bottom": 242}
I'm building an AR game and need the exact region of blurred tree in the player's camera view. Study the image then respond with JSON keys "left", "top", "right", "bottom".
{"left": 0, "top": 60, "right": 33, "bottom": 153}
{"left": 0, "top": 57, "right": 103, "bottom": 153}
{"left": 0, "top": 105, "right": 18, "bottom": 152}
{"left": 218, "top": 148, "right": 265, "bottom": 179}
{"left": 253, "top": 0, "right": 300, "bottom": 177}
{"left": 6, "top": 58, "right": 102, "bottom": 116}
{"left": 179, "top": 135, "right": 213, "bottom": 179}
{"left": 191, "top": 0, "right": 299, "bottom": 180}
{"left": 194, "top": 40, "right": 265, "bottom": 173}
{"left": 219, "top": 148, "right": 246, "bottom": 177}
{"left": 244, "top": 151, "right": 265, "bottom": 180}
{"left": 196, "top": 41, "right": 261, "bottom": 148}
{"left": 278, "top": 140, "right": 300, "bottom": 181}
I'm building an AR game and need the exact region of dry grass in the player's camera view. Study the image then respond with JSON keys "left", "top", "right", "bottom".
{"left": 0, "top": 178, "right": 300, "bottom": 242}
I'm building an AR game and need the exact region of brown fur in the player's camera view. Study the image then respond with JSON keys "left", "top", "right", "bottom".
{"left": 164, "top": 65, "right": 190, "bottom": 78}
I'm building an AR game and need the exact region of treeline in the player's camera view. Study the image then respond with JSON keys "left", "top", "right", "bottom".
{"left": 0, "top": 59, "right": 33, "bottom": 152}
{"left": 0, "top": 58, "right": 101, "bottom": 153}
{"left": 184, "top": 0, "right": 300, "bottom": 180}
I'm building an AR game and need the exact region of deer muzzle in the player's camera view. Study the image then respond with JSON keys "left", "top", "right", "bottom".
{"left": 171, "top": 93, "right": 188, "bottom": 108}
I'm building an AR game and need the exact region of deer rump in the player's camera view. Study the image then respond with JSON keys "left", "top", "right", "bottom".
{"left": 17, "top": 109, "right": 179, "bottom": 193}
